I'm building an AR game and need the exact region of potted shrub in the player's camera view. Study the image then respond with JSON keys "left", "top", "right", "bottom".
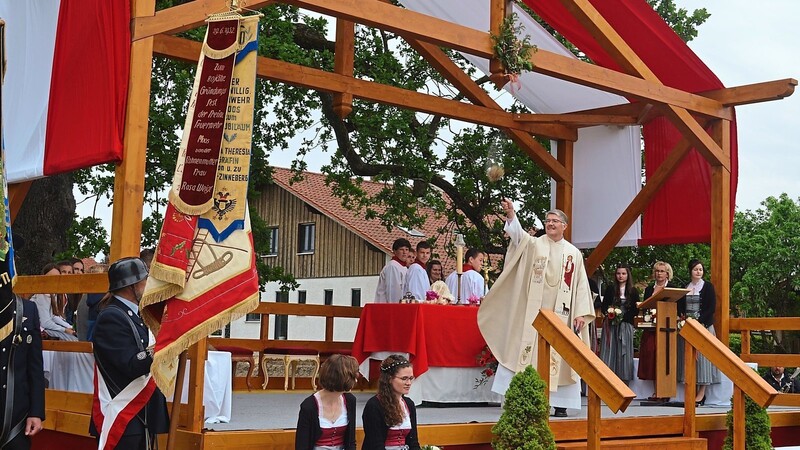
{"left": 492, "top": 365, "right": 556, "bottom": 450}
{"left": 722, "top": 394, "right": 772, "bottom": 450}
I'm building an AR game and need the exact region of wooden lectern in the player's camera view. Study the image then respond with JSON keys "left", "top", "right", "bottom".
{"left": 638, "top": 287, "right": 689, "bottom": 398}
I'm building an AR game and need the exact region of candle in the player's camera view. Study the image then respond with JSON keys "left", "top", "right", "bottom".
{"left": 456, "top": 245, "right": 463, "bottom": 274}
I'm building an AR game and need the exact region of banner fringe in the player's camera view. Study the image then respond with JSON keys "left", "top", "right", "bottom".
{"left": 167, "top": 189, "right": 215, "bottom": 217}
{"left": 151, "top": 293, "right": 260, "bottom": 397}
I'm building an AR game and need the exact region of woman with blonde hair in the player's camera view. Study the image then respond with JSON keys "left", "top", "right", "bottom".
{"left": 362, "top": 355, "right": 421, "bottom": 450}
{"left": 639, "top": 261, "right": 674, "bottom": 400}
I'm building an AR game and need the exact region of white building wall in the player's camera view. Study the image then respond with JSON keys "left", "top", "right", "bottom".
{"left": 228, "top": 274, "right": 381, "bottom": 342}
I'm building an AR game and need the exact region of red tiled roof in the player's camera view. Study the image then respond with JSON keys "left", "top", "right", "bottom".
{"left": 270, "top": 167, "right": 455, "bottom": 267}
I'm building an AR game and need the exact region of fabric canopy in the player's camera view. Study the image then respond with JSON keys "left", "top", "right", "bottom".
{"left": 523, "top": 0, "right": 738, "bottom": 244}
{"left": 0, "top": 0, "right": 130, "bottom": 183}
{"left": 400, "top": 0, "right": 642, "bottom": 248}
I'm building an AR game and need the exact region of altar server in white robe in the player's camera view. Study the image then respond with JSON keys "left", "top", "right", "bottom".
{"left": 478, "top": 199, "right": 594, "bottom": 417}
{"left": 404, "top": 241, "right": 432, "bottom": 301}
{"left": 374, "top": 238, "right": 411, "bottom": 303}
{"left": 445, "top": 248, "right": 486, "bottom": 304}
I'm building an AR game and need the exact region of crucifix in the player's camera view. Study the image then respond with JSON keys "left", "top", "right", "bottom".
{"left": 659, "top": 317, "right": 677, "bottom": 375}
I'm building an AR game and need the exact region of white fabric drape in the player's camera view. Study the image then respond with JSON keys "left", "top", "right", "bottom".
{"left": 399, "top": 0, "right": 641, "bottom": 247}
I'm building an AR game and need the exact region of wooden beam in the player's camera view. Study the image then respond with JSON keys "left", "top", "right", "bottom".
{"left": 405, "top": 37, "right": 570, "bottom": 181}
{"left": 729, "top": 317, "right": 800, "bottom": 331}
{"left": 110, "top": 0, "right": 156, "bottom": 261}
{"left": 488, "top": 0, "right": 510, "bottom": 89}
{"left": 513, "top": 111, "right": 638, "bottom": 127}
{"left": 153, "top": 34, "right": 577, "bottom": 144}
{"left": 14, "top": 273, "right": 108, "bottom": 295}
{"left": 558, "top": 0, "right": 729, "bottom": 169}
{"left": 699, "top": 78, "right": 797, "bottom": 106}
{"left": 710, "top": 120, "right": 731, "bottom": 346}
{"left": 8, "top": 181, "right": 32, "bottom": 224}
{"left": 332, "top": 18, "right": 355, "bottom": 118}
{"left": 555, "top": 140, "right": 573, "bottom": 242}
{"left": 132, "top": 0, "right": 274, "bottom": 41}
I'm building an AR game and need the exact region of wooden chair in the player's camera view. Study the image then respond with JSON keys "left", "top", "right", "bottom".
{"left": 213, "top": 345, "right": 255, "bottom": 391}
{"left": 261, "top": 347, "right": 320, "bottom": 390}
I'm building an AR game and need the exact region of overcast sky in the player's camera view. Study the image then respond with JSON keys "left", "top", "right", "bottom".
{"left": 677, "top": 0, "right": 799, "bottom": 211}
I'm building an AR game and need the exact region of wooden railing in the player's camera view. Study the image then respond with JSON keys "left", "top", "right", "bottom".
{"left": 534, "top": 309, "right": 636, "bottom": 450}
{"left": 730, "top": 317, "right": 800, "bottom": 407}
{"left": 680, "top": 319, "right": 778, "bottom": 449}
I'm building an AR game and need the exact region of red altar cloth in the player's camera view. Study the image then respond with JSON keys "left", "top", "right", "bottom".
{"left": 351, "top": 304, "right": 487, "bottom": 377}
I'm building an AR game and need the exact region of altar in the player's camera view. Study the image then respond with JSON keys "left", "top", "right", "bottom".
{"left": 351, "top": 303, "right": 502, "bottom": 405}
{"left": 43, "top": 350, "right": 234, "bottom": 423}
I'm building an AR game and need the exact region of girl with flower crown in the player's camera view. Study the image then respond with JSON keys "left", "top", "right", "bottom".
{"left": 361, "top": 355, "right": 421, "bottom": 450}
{"left": 599, "top": 265, "right": 639, "bottom": 382}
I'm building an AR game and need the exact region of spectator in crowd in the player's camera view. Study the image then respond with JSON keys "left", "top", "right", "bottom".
{"left": 763, "top": 366, "right": 800, "bottom": 393}
{"left": 295, "top": 354, "right": 359, "bottom": 450}
{"left": 445, "top": 248, "right": 485, "bottom": 304}
{"left": 71, "top": 257, "right": 85, "bottom": 274}
{"left": 362, "top": 355, "right": 420, "bottom": 450}
{"left": 676, "top": 259, "right": 720, "bottom": 405}
{"left": 30, "top": 263, "right": 77, "bottom": 341}
{"left": 426, "top": 259, "right": 443, "bottom": 284}
{"left": 84, "top": 263, "right": 110, "bottom": 341}
{"left": 90, "top": 257, "right": 169, "bottom": 449}
{"left": 599, "top": 265, "right": 639, "bottom": 383}
{"left": 404, "top": 241, "right": 432, "bottom": 301}
{"left": 374, "top": 239, "right": 411, "bottom": 303}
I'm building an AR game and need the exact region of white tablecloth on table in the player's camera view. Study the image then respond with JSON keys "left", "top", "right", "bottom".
{"left": 44, "top": 350, "right": 233, "bottom": 423}
{"left": 628, "top": 358, "right": 757, "bottom": 407}
{"left": 359, "top": 351, "right": 503, "bottom": 405}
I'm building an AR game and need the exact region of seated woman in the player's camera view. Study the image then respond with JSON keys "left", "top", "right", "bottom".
{"left": 295, "top": 354, "right": 359, "bottom": 450}
{"left": 30, "top": 263, "right": 77, "bottom": 341}
{"left": 599, "top": 265, "right": 639, "bottom": 382}
{"left": 426, "top": 260, "right": 443, "bottom": 284}
{"left": 362, "top": 355, "right": 421, "bottom": 450}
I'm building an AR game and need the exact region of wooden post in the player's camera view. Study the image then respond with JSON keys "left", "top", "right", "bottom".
{"left": 740, "top": 329, "right": 751, "bottom": 359}
{"left": 555, "top": 139, "right": 574, "bottom": 242}
{"left": 683, "top": 343, "right": 697, "bottom": 437}
{"left": 710, "top": 119, "right": 732, "bottom": 347}
{"left": 587, "top": 388, "right": 601, "bottom": 450}
{"left": 186, "top": 339, "right": 207, "bottom": 432}
{"left": 332, "top": 18, "right": 355, "bottom": 118}
{"left": 166, "top": 352, "right": 188, "bottom": 450}
{"left": 110, "top": 0, "right": 156, "bottom": 261}
{"left": 733, "top": 385, "right": 745, "bottom": 449}
{"left": 655, "top": 301, "right": 678, "bottom": 398}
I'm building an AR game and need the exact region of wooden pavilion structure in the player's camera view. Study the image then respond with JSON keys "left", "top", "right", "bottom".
{"left": 7, "top": 0, "right": 798, "bottom": 449}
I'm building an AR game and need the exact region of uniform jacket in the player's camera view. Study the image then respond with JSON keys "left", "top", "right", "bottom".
{"left": 89, "top": 297, "right": 169, "bottom": 437}
{"left": 0, "top": 299, "right": 46, "bottom": 437}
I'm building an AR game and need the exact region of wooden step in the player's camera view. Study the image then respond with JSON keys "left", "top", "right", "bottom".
{"left": 557, "top": 436, "right": 706, "bottom": 450}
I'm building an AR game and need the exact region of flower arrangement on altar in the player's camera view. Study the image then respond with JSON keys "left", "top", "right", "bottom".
{"left": 643, "top": 308, "right": 657, "bottom": 324}
{"left": 467, "top": 294, "right": 481, "bottom": 306}
{"left": 606, "top": 306, "right": 623, "bottom": 325}
{"left": 474, "top": 345, "right": 498, "bottom": 388}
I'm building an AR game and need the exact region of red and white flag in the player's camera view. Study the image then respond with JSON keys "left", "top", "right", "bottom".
{"left": 92, "top": 366, "right": 156, "bottom": 450}
{"left": 0, "top": 0, "right": 130, "bottom": 183}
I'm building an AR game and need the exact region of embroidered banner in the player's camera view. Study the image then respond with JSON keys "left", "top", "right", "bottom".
{"left": 141, "top": 14, "right": 260, "bottom": 396}
{"left": 169, "top": 17, "right": 239, "bottom": 215}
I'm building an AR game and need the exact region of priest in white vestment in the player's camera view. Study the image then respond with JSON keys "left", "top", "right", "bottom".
{"left": 478, "top": 199, "right": 595, "bottom": 416}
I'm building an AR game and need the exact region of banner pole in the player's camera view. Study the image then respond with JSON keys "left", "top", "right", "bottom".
{"left": 166, "top": 351, "right": 188, "bottom": 450}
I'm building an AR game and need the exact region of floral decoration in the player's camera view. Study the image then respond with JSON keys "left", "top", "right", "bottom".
{"left": 606, "top": 306, "right": 623, "bottom": 325}
{"left": 643, "top": 308, "right": 657, "bottom": 324}
{"left": 426, "top": 290, "right": 440, "bottom": 301}
{"left": 467, "top": 294, "right": 481, "bottom": 306}
{"left": 490, "top": 13, "right": 537, "bottom": 80}
{"left": 474, "top": 344, "right": 498, "bottom": 389}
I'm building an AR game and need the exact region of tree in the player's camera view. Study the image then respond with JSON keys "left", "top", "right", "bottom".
{"left": 722, "top": 393, "right": 772, "bottom": 450}
{"left": 492, "top": 365, "right": 556, "bottom": 450}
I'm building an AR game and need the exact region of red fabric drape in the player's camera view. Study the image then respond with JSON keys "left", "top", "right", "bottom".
{"left": 523, "top": 0, "right": 737, "bottom": 244}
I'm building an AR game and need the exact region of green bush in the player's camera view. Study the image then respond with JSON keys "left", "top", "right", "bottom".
{"left": 721, "top": 394, "right": 772, "bottom": 450}
{"left": 492, "top": 366, "right": 556, "bottom": 450}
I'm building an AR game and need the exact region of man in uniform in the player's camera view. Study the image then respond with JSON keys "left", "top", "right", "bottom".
{"left": 90, "top": 257, "right": 169, "bottom": 449}
{"left": 479, "top": 199, "right": 595, "bottom": 417}
{"left": 0, "top": 247, "right": 45, "bottom": 449}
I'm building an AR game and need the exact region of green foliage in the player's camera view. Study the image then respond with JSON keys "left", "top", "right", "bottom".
{"left": 57, "top": 214, "right": 110, "bottom": 261}
{"left": 722, "top": 393, "right": 772, "bottom": 450}
{"left": 492, "top": 366, "right": 556, "bottom": 450}
{"left": 491, "top": 13, "right": 537, "bottom": 75}
{"left": 646, "top": 0, "right": 711, "bottom": 42}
